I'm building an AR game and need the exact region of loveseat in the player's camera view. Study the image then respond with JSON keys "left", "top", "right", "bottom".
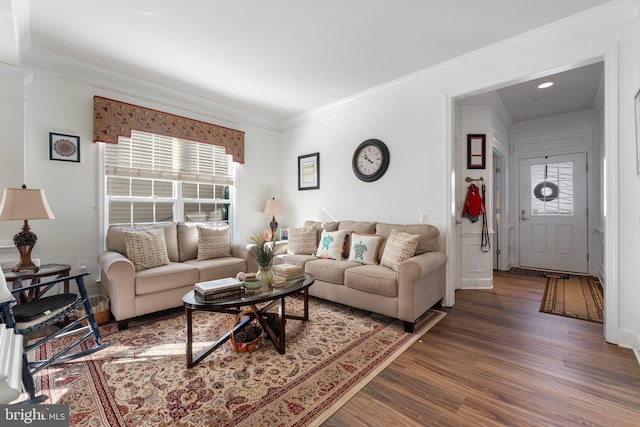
{"left": 274, "top": 220, "right": 447, "bottom": 332}
{"left": 97, "top": 222, "right": 251, "bottom": 329}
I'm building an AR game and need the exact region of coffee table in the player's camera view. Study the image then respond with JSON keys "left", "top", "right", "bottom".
{"left": 183, "top": 273, "right": 314, "bottom": 368}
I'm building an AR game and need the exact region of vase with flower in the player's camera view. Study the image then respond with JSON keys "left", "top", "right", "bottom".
{"left": 249, "top": 230, "right": 276, "bottom": 287}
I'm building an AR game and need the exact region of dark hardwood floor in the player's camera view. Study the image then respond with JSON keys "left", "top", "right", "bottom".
{"left": 325, "top": 271, "right": 640, "bottom": 426}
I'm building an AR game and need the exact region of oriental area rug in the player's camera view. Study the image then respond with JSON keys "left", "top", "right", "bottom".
{"left": 540, "top": 273, "right": 604, "bottom": 323}
{"left": 34, "top": 296, "right": 445, "bottom": 426}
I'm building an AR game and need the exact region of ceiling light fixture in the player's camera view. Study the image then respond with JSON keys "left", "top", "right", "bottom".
{"left": 538, "top": 82, "right": 554, "bottom": 89}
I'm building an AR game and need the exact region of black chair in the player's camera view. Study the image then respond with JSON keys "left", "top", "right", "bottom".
{"left": 0, "top": 271, "right": 108, "bottom": 403}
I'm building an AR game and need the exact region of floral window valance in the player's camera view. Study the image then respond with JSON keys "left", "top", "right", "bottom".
{"left": 93, "top": 96, "right": 245, "bottom": 163}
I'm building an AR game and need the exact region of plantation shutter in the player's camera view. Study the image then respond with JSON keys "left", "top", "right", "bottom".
{"left": 105, "top": 130, "right": 234, "bottom": 186}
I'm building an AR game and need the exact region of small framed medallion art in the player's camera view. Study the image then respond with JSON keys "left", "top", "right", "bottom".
{"left": 49, "top": 132, "right": 80, "bottom": 163}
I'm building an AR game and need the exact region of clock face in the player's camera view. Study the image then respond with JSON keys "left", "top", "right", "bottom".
{"left": 352, "top": 139, "right": 390, "bottom": 182}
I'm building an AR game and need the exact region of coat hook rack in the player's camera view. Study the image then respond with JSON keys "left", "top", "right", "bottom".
{"left": 465, "top": 177, "right": 484, "bottom": 183}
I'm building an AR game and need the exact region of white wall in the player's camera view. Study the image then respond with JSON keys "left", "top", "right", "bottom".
{"left": 280, "top": 2, "right": 639, "bottom": 349}
{"left": 280, "top": 87, "right": 449, "bottom": 237}
{"left": 0, "top": 67, "right": 281, "bottom": 291}
{"left": 0, "top": 64, "right": 30, "bottom": 265}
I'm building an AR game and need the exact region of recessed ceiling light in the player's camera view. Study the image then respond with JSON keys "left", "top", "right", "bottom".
{"left": 538, "top": 82, "right": 554, "bottom": 89}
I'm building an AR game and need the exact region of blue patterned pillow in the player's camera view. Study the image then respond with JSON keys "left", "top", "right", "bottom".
{"left": 316, "top": 230, "right": 348, "bottom": 259}
{"left": 348, "top": 233, "right": 382, "bottom": 265}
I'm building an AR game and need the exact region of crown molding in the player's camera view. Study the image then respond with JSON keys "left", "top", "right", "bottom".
{"left": 281, "top": 0, "right": 637, "bottom": 132}
{"left": 22, "top": 48, "right": 282, "bottom": 133}
{"left": 459, "top": 92, "right": 513, "bottom": 129}
{"left": 0, "top": 62, "right": 32, "bottom": 80}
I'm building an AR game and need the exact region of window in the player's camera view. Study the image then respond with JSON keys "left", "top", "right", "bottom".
{"left": 104, "top": 130, "right": 234, "bottom": 226}
{"left": 530, "top": 161, "right": 573, "bottom": 216}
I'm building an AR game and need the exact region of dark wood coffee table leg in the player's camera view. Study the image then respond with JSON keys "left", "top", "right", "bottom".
{"left": 276, "top": 297, "right": 286, "bottom": 354}
{"left": 185, "top": 306, "right": 252, "bottom": 368}
{"left": 185, "top": 306, "right": 194, "bottom": 368}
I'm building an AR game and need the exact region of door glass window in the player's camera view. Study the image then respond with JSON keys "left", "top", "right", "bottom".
{"left": 530, "top": 161, "right": 573, "bottom": 216}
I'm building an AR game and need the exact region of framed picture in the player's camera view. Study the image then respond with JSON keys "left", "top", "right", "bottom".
{"left": 298, "top": 152, "right": 320, "bottom": 190}
{"left": 635, "top": 89, "right": 640, "bottom": 176}
{"left": 279, "top": 228, "right": 289, "bottom": 241}
{"left": 467, "top": 134, "right": 485, "bottom": 169}
{"left": 49, "top": 132, "right": 80, "bottom": 163}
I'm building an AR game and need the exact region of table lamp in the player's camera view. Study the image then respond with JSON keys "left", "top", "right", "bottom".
{"left": 263, "top": 197, "right": 283, "bottom": 238}
{"left": 0, "top": 185, "right": 55, "bottom": 272}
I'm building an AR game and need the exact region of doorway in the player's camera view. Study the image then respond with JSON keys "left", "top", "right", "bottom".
{"left": 447, "top": 57, "right": 617, "bottom": 344}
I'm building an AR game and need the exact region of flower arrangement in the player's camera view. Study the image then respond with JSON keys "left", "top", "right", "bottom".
{"left": 249, "top": 230, "right": 276, "bottom": 268}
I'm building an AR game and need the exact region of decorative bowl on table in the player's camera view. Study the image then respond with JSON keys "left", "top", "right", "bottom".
{"left": 243, "top": 278, "right": 261, "bottom": 290}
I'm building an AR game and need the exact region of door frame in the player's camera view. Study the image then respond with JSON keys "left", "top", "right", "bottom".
{"left": 445, "top": 50, "right": 618, "bottom": 344}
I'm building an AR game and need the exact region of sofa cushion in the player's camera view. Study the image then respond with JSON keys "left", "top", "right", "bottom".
{"left": 316, "top": 230, "right": 348, "bottom": 260}
{"left": 380, "top": 230, "right": 420, "bottom": 272}
{"left": 276, "top": 254, "right": 318, "bottom": 268}
{"left": 303, "top": 220, "right": 339, "bottom": 243}
{"left": 348, "top": 233, "right": 382, "bottom": 265}
{"left": 185, "top": 257, "right": 246, "bottom": 282}
{"left": 108, "top": 222, "right": 179, "bottom": 262}
{"left": 287, "top": 227, "right": 318, "bottom": 255}
{"left": 197, "top": 226, "right": 231, "bottom": 260}
{"left": 135, "top": 262, "right": 200, "bottom": 295}
{"left": 338, "top": 221, "right": 377, "bottom": 235}
{"left": 124, "top": 228, "right": 171, "bottom": 272}
{"left": 177, "top": 222, "right": 224, "bottom": 261}
{"left": 305, "top": 259, "right": 362, "bottom": 285}
{"left": 344, "top": 264, "right": 398, "bottom": 297}
{"left": 338, "top": 221, "right": 377, "bottom": 258}
{"left": 376, "top": 223, "right": 439, "bottom": 258}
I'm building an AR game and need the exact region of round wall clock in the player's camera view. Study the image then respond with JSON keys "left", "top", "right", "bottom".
{"left": 352, "top": 139, "right": 390, "bottom": 182}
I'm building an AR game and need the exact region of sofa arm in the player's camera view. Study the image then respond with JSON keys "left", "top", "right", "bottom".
{"left": 230, "top": 242, "right": 250, "bottom": 260}
{"left": 97, "top": 251, "right": 136, "bottom": 321}
{"left": 397, "top": 251, "right": 448, "bottom": 324}
{"left": 398, "top": 251, "right": 448, "bottom": 283}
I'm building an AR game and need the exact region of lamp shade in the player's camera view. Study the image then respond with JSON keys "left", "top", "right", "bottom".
{"left": 263, "top": 198, "right": 283, "bottom": 216}
{"left": 0, "top": 188, "right": 55, "bottom": 221}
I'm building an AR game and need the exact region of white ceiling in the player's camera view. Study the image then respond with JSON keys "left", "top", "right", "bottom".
{"left": 496, "top": 62, "right": 604, "bottom": 123}
{"left": 16, "top": 0, "right": 614, "bottom": 123}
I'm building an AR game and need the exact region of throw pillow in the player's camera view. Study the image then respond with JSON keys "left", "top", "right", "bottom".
{"left": 197, "top": 226, "right": 231, "bottom": 260}
{"left": 316, "top": 230, "right": 348, "bottom": 260}
{"left": 380, "top": 230, "right": 420, "bottom": 271}
{"left": 287, "top": 227, "right": 317, "bottom": 255}
{"left": 124, "top": 228, "right": 171, "bottom": 272}
{"left": 348, "top": 233, "right": 382, "bottom": 265}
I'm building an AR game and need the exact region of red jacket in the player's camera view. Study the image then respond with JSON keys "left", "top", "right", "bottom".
{"left": 462, "top": 184, "right": 485, "bottom": 222}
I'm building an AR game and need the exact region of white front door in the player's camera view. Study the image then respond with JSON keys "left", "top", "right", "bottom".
{"left": 519, "top": 153, "right": 588, "bottom": 273}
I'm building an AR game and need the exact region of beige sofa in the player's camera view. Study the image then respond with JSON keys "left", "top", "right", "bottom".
{"left": 275, "top": 220, "right": 447, "bottom": 332}
{"left": 97, "top": 222, "right": 251, "bottom": 329}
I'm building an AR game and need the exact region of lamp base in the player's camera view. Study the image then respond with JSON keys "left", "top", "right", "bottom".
{"left": 12, "top": 225, "right": 39, "bottom": 272}
{"left": 12, "top": 244, "right": 39, "bottom": 272}
{"left": 269, "top": 216, "right": 278, "bottom": 239}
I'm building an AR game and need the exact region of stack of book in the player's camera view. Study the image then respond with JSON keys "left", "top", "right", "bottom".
{"left": 272, "top": 263, "right": 304, "bottom": 287}
{"left": 194, "top": 277, "right": 245, "bottom": 301}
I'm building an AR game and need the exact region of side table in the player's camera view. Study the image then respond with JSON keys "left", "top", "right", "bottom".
{"left": 2, "top": 263, "right": 72, "bottom": 304}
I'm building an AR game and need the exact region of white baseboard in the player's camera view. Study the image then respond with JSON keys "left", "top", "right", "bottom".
{"left": 617, "top": 329, "right": 640, "bottom": 366}
{"left": 460, "top": 277, "right": 493, "bottom": 289}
